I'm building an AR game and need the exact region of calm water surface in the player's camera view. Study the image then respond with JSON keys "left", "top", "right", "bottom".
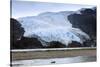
{"left": 11, "top": 56, "right": 96, "bottom": 67}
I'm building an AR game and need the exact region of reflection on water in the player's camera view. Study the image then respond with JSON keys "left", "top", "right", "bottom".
{"left": 11, "top": 56, "right": 96, "bottom": 67}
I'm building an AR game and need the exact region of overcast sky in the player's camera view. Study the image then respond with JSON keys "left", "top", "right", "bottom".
{"left": 11, "top": 0, "right": 95, "bottom": 18}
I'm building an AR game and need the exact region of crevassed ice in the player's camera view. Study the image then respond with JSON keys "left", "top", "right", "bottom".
{"left": 18, "top": 11, "right": 90, "bottom": 46}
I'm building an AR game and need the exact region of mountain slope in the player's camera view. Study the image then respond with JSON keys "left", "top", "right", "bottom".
{"left": 18, "top": 10, "right": 91, "bottom": 47}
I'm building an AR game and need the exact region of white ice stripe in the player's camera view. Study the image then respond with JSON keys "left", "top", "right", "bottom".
{"left": 11, "top": 47, "right": 96, "bottom": 52}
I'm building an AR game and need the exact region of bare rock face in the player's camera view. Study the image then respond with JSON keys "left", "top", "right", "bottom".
{"left": 12, "top": 37, "right": 43, "bottom": 49}
{"left": 44, "top": 41, "right": 66, "bottom": 48}
{"left": 68, "top": 7, "right": 96, "bottom": 47}
{"left": 10, "top": 18, "right": 25, "bottom": 49}
{"left": 67, "top": 41, "right": 83, "bottom": 47}
{"left": 10, "top": 18, "right": 25, "bottom": 42}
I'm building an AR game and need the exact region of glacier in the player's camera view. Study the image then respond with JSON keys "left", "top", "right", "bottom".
{"left": 18, "top": 11, "right": 90, "bottom": 47}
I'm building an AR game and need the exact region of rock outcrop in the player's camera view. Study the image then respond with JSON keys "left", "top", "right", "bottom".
{"left": 10, "top": 18, "right": 25, "bottom": 49}
{"left": 68, "top": 7, "right": 96, "bottom": 47}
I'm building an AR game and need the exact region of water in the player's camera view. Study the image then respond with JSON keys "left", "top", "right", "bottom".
{"left": 11, "top": 56, "right": 96, "bottom": 67}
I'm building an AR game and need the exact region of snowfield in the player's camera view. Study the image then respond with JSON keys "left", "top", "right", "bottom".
{"left": 18, "top": 10, "right": 90, "bottom": 47}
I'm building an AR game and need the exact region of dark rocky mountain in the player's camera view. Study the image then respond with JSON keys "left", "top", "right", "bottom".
{"left": 10, "top": 18, "right": 25, "bottom": 43}
{"left": 44, "top": 41, "right": 66, "bottom": 48}
{"left": 67, "top": 41, "right": 83, "bottom": 47}
{"left": 12, "top": 37, "right": 43, "bottom": 49}
{"left": 68, "top": 7, "right": 96, "bottom": 47}
{"left": 10, "top": 18, "right": 25, "bottom": 49}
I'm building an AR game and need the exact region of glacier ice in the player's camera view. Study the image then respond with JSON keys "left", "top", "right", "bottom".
{"left": 18, "top": 11, "right": 90, "bottom": 47}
